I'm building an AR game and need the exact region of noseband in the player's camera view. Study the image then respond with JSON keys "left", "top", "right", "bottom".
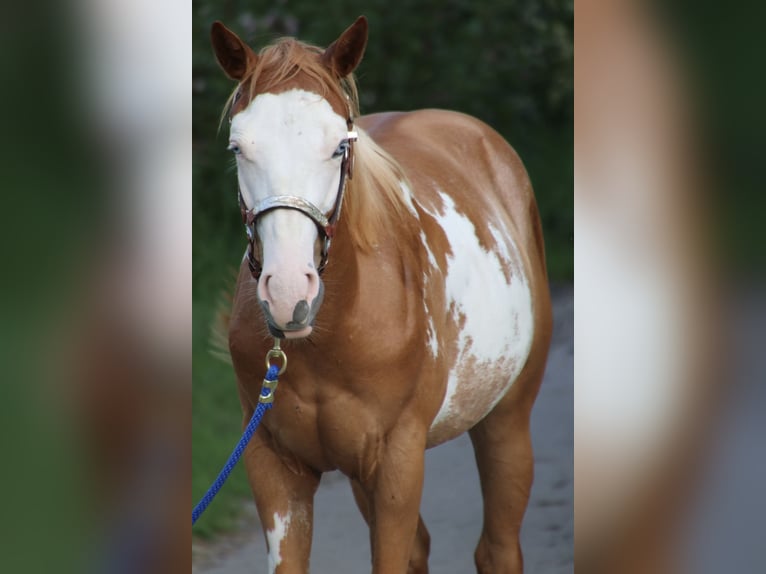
{"left": 238, "top": 119, "right": 357, "bottom": 280}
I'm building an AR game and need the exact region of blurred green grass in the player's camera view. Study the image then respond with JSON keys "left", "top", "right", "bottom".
{"left": 192, "top": 295, "right": 253, "bottom": 539}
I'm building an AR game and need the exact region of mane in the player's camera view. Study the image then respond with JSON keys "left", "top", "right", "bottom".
{"left": 221, "top": 37, "right": 414, "bottom": 252}
{"left": 344, "top": 129, "right": 412, "bottom": 250}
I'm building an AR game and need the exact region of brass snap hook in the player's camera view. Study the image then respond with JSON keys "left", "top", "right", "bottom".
{"left": 264, "top": 338, "right": 287, "bottom": 375}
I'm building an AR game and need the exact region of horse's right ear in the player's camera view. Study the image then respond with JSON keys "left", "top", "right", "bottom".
{"left": 210, "top": 21, "right": 257, "bottom": 81}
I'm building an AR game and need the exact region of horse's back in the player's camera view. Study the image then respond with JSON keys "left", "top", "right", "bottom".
{"left": 359, "top": 109, "right": 545, "bottom": 276}
{"left": 359, "top": 109, "right": 551, "bottom": 445}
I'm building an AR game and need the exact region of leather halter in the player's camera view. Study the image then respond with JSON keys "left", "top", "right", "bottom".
{"left": 238, "top": 119, "right": 357, "bottom": 280}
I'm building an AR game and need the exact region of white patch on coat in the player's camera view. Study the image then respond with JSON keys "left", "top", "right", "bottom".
{"left": 488, "top": 223, "right": 513, "bottom": 270}
{"left": 419, "top": 230, "right": 439, "bottom": 270}
{"left": 401, "top": 177, "right": 438, "bottom": 360}
{"left": 425, "top": 304, "right": 439, "bottom": 357}
{"left": 418, "top": 228, "right": 440, "bottom": 358}
{"left": 399, "top": 181, "right": 420, "bottom": 217}
{"left": 266, "top": 510, "right": 291, "bottom": 573}
{"left": 426, "top": 191, "right": 534, "bottom": 441}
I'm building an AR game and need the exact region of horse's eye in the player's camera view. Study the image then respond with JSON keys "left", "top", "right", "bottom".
{"left": 332, "top": 141, "right": 349, "bottom": 159}
{"left": 228, "top": 142, "right": 241, "bottom": 155}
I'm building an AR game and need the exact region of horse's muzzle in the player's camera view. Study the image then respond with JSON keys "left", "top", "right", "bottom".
{"left": 258, "top": 281, "right": 325, "bottom": 339}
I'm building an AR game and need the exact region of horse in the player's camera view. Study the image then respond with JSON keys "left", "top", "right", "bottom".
{"left": 209, "top": 15, "right": 552, "bottom": 574}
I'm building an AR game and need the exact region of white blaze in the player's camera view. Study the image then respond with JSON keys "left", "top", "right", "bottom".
{"left": 230, "top": 89, "right": 348, "bottom": 289}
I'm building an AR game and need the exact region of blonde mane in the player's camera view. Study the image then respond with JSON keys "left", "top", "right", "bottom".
{"left": 221, "top": 37, "right": 413, "bottom": 251}
{"left": 343, "top": 129, "right": 412, "bottom": 250}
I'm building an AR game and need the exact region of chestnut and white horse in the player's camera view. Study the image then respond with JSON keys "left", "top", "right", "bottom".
{"left": 211, "top": 16, "right": 552, "bottom": 574}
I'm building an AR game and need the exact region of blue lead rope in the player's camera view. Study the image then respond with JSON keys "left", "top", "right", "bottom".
{"left": 192, "top": 364, "right": 280, "bottom": 525}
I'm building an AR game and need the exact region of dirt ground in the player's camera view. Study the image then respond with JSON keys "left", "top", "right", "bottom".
{"left": 193, "top": 285, "right": 574, "bottom": 573}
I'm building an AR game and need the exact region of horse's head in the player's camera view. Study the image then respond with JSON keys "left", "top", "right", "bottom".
{"left": 211, "top": 17, "right": 368, "bottom": 339}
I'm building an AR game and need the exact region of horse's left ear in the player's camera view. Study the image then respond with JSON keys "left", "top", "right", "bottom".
{"left": 321, "top": 16, "right": 368, "bottom": 78}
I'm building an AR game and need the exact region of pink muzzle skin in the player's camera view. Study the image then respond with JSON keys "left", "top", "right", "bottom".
{"left": 257, "top": 276, "right": 325, "bottom": 339}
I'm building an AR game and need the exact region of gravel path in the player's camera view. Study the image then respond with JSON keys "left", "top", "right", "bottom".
{"left": 193, "top": 286, "right": 573, "bottom": 573}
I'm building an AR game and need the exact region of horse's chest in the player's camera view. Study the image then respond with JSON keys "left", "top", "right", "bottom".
{"left": 263, "top": 381, "right": 392, "bottom": 475}
{"left": 421, "top": 192, "right": 535, "bottom": 446}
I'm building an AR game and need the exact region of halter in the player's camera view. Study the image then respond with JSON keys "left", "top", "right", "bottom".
{"left": 238, "top": 118, "right": 357, "bottom": 280}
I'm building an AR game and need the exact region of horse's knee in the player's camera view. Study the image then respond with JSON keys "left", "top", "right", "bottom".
{"left": 407, "top": 558, "right": 429, "bottom": 574}
{"left": 475, "top": 537, "right": 523, "bottom": 574}
{"left": 407, "top": 518, "right": 431, "bottom": 574}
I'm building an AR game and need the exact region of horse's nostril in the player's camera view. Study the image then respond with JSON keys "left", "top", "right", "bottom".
{"left": 257, "top": 274, "right": 272, "bottom": 304}
{"left": 292, "top": 300, "right": 310, "bottom": 324}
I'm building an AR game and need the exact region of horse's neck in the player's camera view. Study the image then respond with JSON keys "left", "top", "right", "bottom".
{"left": 321, "top": 215, "right": 424, "bottom": 337}
{"left": 315, "top": 218, "right": 363, "bottom": 329}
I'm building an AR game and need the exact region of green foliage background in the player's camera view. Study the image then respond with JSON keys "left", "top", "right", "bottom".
{"left": 192, "top": 0, "right": 572, "bottom": 537}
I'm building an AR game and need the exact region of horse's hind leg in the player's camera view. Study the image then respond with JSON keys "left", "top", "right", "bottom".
{"left": 350, "top": 479, "right": 431, "bottom": 574}
{"left": 469, "top": 360, "right": 546, "bottom": 574}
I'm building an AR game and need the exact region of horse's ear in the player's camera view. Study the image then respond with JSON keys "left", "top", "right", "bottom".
{"left": 210, "top": 21, "right": 257, "bottom": 81}
{"left": 321, "top": 16, "right": 368, "bottom": 78}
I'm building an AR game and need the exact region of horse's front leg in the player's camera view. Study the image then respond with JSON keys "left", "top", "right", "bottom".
{"left": 242, "top": 418, "right": 320, "bottom": 574}
{"left": 360, "top": 421, "right": 427, "bottom": 574}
